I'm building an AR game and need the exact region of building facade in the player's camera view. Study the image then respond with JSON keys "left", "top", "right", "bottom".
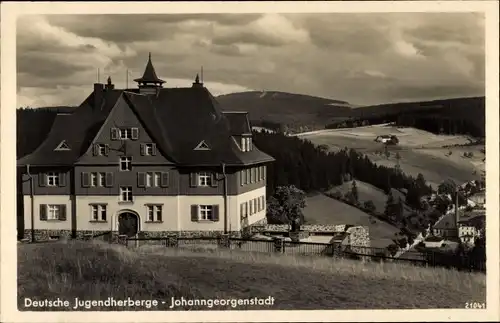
{"left": 17, "top": 54, "right": 274, "bottom": 241}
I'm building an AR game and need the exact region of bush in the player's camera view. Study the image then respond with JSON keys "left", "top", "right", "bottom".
{"left": 363, "top": 200, "right": 377, "bottom": 213}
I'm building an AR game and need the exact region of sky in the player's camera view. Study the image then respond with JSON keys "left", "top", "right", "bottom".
{"left": 16, "top": 12, "right": 485, "bottom": 108}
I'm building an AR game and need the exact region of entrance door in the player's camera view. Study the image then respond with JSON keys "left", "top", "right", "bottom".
{"left": 118, "top": 212, "right": 139, "bottom": 238}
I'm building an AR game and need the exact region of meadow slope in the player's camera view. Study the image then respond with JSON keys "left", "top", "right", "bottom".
{"left": 18, "top": 242, "right": 485, "bottom": 310}
{"left": 299, "top": 125, "right": 484, "bottom": 187}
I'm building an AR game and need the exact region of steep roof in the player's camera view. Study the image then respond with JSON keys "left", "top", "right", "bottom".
{"left": 18, "top": 86, "right": 274, "bottom": 167}
{"left": 134, "top": 53, "right": 165, "bottom": 84}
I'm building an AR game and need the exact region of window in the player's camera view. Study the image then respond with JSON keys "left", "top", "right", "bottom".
{"left": 120, "top": 186, "right": 133, "bottom": 202}
{"left": 145, "top": 143, "right": 155, "bottom": 155}
{"left": 55, "top": 140, "right": 70, "bottom": 151}
{"left": 146, "top": 172, "right": 153, "bottom": 187}
{"left": 154, "top": 172, "right": 161, "bottom": 187}
{"left": 254, "top": 199, "right": 258, "bottom": 212}
{"left": 198, "top": 172, "right": 211, "bottom": 187}
{"left": 98, "top": 172, "right": 106, "bottom": 187}
{"left": 194, "top": 140, "right": 210, "bottom": 151}
{"left": 90, "top": 204, "right": 107, "bottom": 222}
{"left": 119, "top": 128, "right": 132, "bottom": 140}
{"left": 146, "top": 204, "right": 163, "bottom": 222}
{"left": 240, "top": 137, "right": 252, "bottom": 152}
{"left": 249, "top": 200, "right": 254, "bottom": 215}
{"left": 199, "top": 205, "right": 213, "bottom": 220}
{"left": 90, "top": 173, "right": 97, "bottom": 187}
{"left": 120, "top": 157, "right": 132, "bottom": 171}
{"left": 244, "top": 202, "right": 248, "bottom": 217}
{"left": 47, "top": 205, "right": 61, "bottom": 220}
{"left": 46, "top": 172, "right": 60, "bottom": 187}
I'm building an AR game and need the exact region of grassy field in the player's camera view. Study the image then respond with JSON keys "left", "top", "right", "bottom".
{"left": 18, "top": 241, "right": 485, "bottom": 310}
{"left": 303, "top": 194, "right": 400, "bottom": 248}
{"left": 300, "top": 125, "right": 484, "bottom": 187}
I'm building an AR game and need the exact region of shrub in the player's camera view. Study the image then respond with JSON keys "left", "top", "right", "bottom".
{"left": 363, "top": 200, "right": 377, "bottom": 213}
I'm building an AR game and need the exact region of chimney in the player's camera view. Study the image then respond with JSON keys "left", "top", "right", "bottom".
{"left": 94, "top": 83, "right": 104, "bottom": 109}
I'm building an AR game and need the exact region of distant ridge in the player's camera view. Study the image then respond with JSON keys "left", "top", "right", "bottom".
{"left": 216, "top": 91, "right": 355, "bottom": 129}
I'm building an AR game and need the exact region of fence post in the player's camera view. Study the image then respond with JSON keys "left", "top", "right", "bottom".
{"left": 218, "top": 234, "right": 231, "bottom": 249}
{"left": 273, "top": 237, "right": 285, "bottom": 253}
{"left": 165, "top": 234, "right": 178, "bottom": 248}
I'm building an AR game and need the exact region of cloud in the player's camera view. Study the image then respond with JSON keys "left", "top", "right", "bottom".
{"left": 16, "top": 13, "right": 485, "bottom": 107}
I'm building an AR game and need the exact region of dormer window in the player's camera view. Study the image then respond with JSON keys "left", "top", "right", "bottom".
{"left": 120, "top": 128, "right": 132, "bottom": 139}
{"left": 240, "top": 137, "right": 252, "bottom": 152}
{"left": 54, "top": 140, "right": 70, "bottom": 151}
{"left": 111, "top": 127, "right": 139, "bottom": 140}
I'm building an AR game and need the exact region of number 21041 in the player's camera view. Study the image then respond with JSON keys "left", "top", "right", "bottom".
{"left": 465, "top": 302, "right": 486, "bottom": 309}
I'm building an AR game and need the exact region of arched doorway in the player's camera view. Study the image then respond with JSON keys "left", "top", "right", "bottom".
{"left": 118, "top": 211, "right": 140, "bottom": 238}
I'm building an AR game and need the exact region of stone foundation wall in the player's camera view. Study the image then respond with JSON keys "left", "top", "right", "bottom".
{"left": 262, "top": 224, "right": 347, "bottom": 233}
{"left": 21, "top": 229, "right": 242, "bottom": 242}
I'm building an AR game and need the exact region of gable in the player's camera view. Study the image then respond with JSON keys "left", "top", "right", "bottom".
{"left": 76, "top": 94, "right": 173, "bottom": 164}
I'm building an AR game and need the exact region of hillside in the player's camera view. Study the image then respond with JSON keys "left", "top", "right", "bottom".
{"left": 216, "top": 91, "right": 355, "bottom": 130}
{"left": 303, "top": 193, "right": 399, "bottom": 248}
{"left": 18, "top": 241, "right": 485, "bottom": 310}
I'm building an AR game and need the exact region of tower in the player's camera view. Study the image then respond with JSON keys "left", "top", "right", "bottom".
{"left": 192, "top": 73, "right": 203, "bottom": 88}
{"left": 134, "top": 52, "right": 165, "bottom": 95}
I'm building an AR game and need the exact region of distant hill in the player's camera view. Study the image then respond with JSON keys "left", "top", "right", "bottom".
{"left": 217, "top": 91, "right": 485, "bottom": 137}
{"left": 216, "top": 91, "right": 355, "bottom": 131}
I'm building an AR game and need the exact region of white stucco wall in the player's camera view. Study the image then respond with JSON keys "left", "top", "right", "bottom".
{"left": 23, "top": 186, "right": 267, "bottom": 233}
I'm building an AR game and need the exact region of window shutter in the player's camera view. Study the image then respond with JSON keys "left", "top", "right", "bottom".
{"left": 240, "top": 203, "right": 244, "bottom": 219}
{"left": 151, "top": 144, "right": 157, "bottom": 156}
{"left": 131, "top": 128, "right": 139, "bottom": 140}
{"left": 81, "top": 172, "right": 90, "bottom": 188}
{"left": 59, "top": 173, "right": 66, "bottom": 187}
{"left": 110, "top": 128, "right": 119, "bottom": 140}
{"left": 105, "top": 172, "right": 114, "bottom": 187}
{"left": 246, "top": 169, "right": 250, "bottom": 184}
{"left": 190, "top": 173, "right": 198, "bottom": 187}
{"left": 59, "top": 205, "right": 67, "bottom": 221}
{"left": 257, "top": 167, "right": 261, "bottom": 181}
{"left": 160, "top": 172, "right": 169, "bottom": 188}
{"left": 104, "top": 144, "right": 110, "bottom": 156}
{"left": 191, "top": 205, "right": 199, "bottom": 222}
{"left": 210, "top": 173, "right": 217, "bottom": 187}
{"left": 157, "top": 207, "right": 162, "bottom": 222}
{"left": 92, "top": 144, "right": 98, "bottom": 156}
{"left": 240, "top": 171, "right": 244, "bottom": 186}
{"left": 137, "top": 172, "right": 146, "bottom": 188}
{"left": 39, "top": 204, "right": 47, "bottom": 221}
{"left": 39, "top": 173, "right": 47, "bottom": 187}
{"left": 263, "top": 166, "right": 266, "bottom": 179}
{"left": 140, "top": 144, "right": 145, "bottom": 156}
{"left": 212, "top": 205, "right": 219, "bottom": 222}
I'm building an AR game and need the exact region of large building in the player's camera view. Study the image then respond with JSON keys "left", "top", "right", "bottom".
{"left": 17, "top": 54, "right": 274, "bottom": 241}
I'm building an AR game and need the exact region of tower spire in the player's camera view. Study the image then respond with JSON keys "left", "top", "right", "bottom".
{"left": 133, "top": 52, "right": 165, "bottom": 88}
{"left": 193, "top": 73, "right": 203, "bottom": 88}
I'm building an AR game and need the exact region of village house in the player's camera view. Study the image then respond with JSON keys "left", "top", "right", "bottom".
{"left": 17, "top": 53, "right": 275, "bottom": 241}
{"left": 423, "top": 235, "right": 445, "bottom": 249}
{"left": 457, "top": 211, "right": 485, "bottom": 246}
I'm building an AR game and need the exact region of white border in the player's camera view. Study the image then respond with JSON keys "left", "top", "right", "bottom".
{"left": 1, "top": 1, "right": 499, "bottom": 322}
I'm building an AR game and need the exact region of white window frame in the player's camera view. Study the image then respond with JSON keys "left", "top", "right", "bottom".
{"left": 46, "top": 172, "right": 59, "bottom": 187}
{"left": 90, "top": 173, "right": 97, "bottom": 187}
{"left": 198, "top": 172, "right": 211, "bottom": 187}
{"left": 120, "top": 157, "right": 132, "bottom": 171}
{"left": 119, "top": 128, "right": 132, "bottom": 140}
{"left": 154, "top": 172, "right": 161, "bottom": 187}
{"left": 97, "top": 144, "right": 106, "bottom": 156}
{"left": 146, "top": 172, "right": 153, "bottom": 187}
{"left": 90, "top": 204, "right": 107, "bottom": 221}
{"left": 98, "top": 172, "right": 106, "bottom": 187}
{"left": 146, "top": 204, "right": 163, "bottom": 222}
{"left": 241, "top": 137, "right": 247, "bottom": 152}
{"left": 47, "top": 204, "right": 61, "bottom": 220}
{"left": 120, "top": 186, "right": 133, "bottom": 202}
{"left": 145, "top": 143, "right": 154, "bottom": 155}
{"left": 199, "top": 205, "right": 213, "bottom": 221}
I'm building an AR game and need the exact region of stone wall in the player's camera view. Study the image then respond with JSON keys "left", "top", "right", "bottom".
{"left": 21, "top": 229, "right": 242, "bottom": 242}
{"left": 261, "top": 224, "right": 347, "bottom": 233}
